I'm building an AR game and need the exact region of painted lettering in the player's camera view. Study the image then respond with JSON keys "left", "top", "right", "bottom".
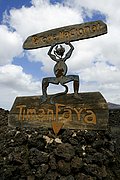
{"left": 32, "top": 23, "right": 105, "bottom": 46}
{"left": 16, "top": 105, "right": 26, "bottom": 120}
{"left": 83, "top": 26, "right": 90, "bottom": 34}
{"left": 64, "top": 31, "right": 70, "bottom": 39}
{"left": 61, "top": 108, "right": 72, "bottom": 121}
{"left": 32, "top": 36, "right": 39, "bottom": 44}
{"left": 16, "top": 104, "right": 97, "bottom": 125}
{"left": 77, "top": 28, "right": 84, "bottom": 36}
{"left": 73, "top": 108, "right": 83, "bottom": 120}
{"left": 84, "top": 110, "right": 96, "bottom": 124}
{"left": 53, "top": 34, "right": 59, "bottom": 41}
{"left": 47, "top": 35, "right": 54, "bottom": 42}
{"left": 96, "top": 23, "right": 101, "bottom": 31}
{"left": 69, "top": 28, "right": 76, "bottom": 37}
{"left": 92, "top": 25, "right": 97, "bottom": 32}
{"left": 47, "top": 109, "right": 54, "bottom": 121}
{"left": 42, "top": 36, "right": 47, "bottom": 43}
{"left": 55, "top": 103, "right": 65, "bottom": 120}
{"left": 59, "top": 31, "right": 64, "bottom": 40}
{"left": 38, "top": 109, "right": 45, "bottom": 118}
{"left": 22, "top": 108, "right": 26, "bottom": 120}
{"left": 26, "top": 108, "right": 36, "bottom": 120}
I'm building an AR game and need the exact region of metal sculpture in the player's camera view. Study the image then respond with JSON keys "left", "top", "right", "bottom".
{"left": 41, "top": 42, "right": 80, "bottom": 103}
{"left": 23, "top": 20, "right": 107, "bottom": 104}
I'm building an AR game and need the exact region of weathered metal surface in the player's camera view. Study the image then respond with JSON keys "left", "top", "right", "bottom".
{"left": 23, "top": 20, "right": 107, "bottom": 50}
{"left": 8, "top": 92, "right": 109, "bottom": 130}
{"left": 41, "top": 42, "right": 80, "bottom": 104}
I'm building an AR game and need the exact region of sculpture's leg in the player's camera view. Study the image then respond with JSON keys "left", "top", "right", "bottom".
{"left": 60, "top": 75, "right": 81, "bottom": 99}
{"left": 50, "top": 83, "right": 68, "bottom": 104}
{"left": 73, "top": 76, "right": 80, "bottom": 98}
{"left": 40, "top": 77, "right": 59, "bottom": 103}
{"left": 42, "top": 78, "right": 49, "bottom": 96}
{"left": 74, "top": 80, "right": 79, "bottom": 94}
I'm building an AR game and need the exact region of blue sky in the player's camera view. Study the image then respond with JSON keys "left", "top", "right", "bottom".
{"left": 0, "top": 0, "right": 31, "bottom": 21}
{"left": 0, "top": 0, "right": 64, "bottom": 22}
{"left": 0, "top": 0, "right": 120, "bottom": 109}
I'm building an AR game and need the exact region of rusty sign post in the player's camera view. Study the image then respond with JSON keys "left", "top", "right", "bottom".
{"left": 9, "top": 20, "right": 108, "bottom": 135}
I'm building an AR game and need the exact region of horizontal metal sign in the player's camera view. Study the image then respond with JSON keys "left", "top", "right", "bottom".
{"left": 23, "top": 20, "right": 107, "bottom": 49}
{"left": 8, "top": 92, "right": 109, "bottom": 130}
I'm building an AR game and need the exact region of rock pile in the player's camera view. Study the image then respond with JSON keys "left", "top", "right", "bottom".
{"left": 0, "top": 108, "right": 120, "bottom": 180}
{"left": 109, "top": 109, "right": 120, "bottom": 126}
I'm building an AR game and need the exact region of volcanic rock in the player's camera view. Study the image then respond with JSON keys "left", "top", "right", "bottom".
{"left": 0, "top": 108, "right": 120, "bottom": 179}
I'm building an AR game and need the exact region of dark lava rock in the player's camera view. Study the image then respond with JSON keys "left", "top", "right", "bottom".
{"left": 75, "top": 143, "right": 83, "bottom": 157}
{"left": 59, "top": 175, "right": 75, "bottom": 180}
{"left": 68, "top": 137, "right": 78, "bottom": 145}
{"left": 14, "top": 130, "right": 28, "bottom": 146}
{"left": 28, "top": 134, "right": 46, "bottom": 150}
{"left": 57, "top": 160, "right": 71, "bottom": 175}
{"left": 92, "top": 152, "right": 105, "bottom": 166}
{"left": 43, "top": 171, "right": 60, "bottom": 180}
{"left": 29, "top": 148, "right": 49, "bottom": 166}
{"left": 76, "top": 130, "right": 86, "bottom": 143}
{"left": 75, "top": 173, "right": 95, "bottom": 180}
{"left": 0, "top": 108, "right": 120, "bottom": 179}
{"left": 35, "top": 164, "right": 49, "bottom": 179}
{"left": 84, "top": 131, "right": 97, "bottom": 144}
{"left": 83, "top": 154, "right": 93, "bottom": 164}
{"left": 46, "top": 140, "right": 58, "bottom": 153}
{"left": 92, "top": 139, "right": 104, "bottom": 149}
{"left": 71, "top": 156, "right": 83, "bottom": 172}
{"left": 85, "top": 145, "right": 97, "bottom": 155}
{"left": 8, "top": 152, "right": 24, "bottom": 165}
{"left": 61, "top": 129, "right": 73, "bottom": 142}
{"left": 0, "top": 108, "right": 9, "bottom": 126}
{"left": 54, "top": 143, "right": 75, "bottom": 161}
{"left": 49, "top": 154, "right": 57, "bottom": 170}
{"left": 109, "top": 109, "right": 120, "bottom": 126}
{"left": 84, "top": 164, "right": 107, "bottom": 179}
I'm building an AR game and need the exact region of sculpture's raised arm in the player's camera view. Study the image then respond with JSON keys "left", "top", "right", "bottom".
{"left": 64, "top": 42, "right": 74, "bottom": 61}
{"left": 48, "top": 44, "right": 57, "bottom": 62}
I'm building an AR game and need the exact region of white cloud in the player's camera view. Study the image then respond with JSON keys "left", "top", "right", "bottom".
{"left": 0, "top": 64, "right": 41, "bottom": 92}
{"left": 0, "top": 25, "right": 23, "bottom": 65}
{"left": 0, "top": 64, "right": 41, "bottom": 109}
{"left": 65, "top": 0, "right": 120, "bottom": 22}
{"left": 81, "top": 61, "right": 120, "bottom": 84}
{"left": 6, "top": 0, "right": 82, "bottom": 39}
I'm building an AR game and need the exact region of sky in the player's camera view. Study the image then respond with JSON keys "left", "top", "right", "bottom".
{"left": 0, "top": 0, "right": 120, "bottom": 110}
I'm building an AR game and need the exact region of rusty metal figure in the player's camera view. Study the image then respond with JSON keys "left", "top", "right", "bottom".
{"left": 41, "top": 42, "right": 80, "bottom": 103}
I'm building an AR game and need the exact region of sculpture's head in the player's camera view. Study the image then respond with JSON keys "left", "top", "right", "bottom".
{"left": 54, "top": 45, "right": 65, "bottom": 57}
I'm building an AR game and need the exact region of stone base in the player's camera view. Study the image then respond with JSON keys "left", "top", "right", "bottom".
{"left": 8, "top": 92, "right": 109, "bottom": 130}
